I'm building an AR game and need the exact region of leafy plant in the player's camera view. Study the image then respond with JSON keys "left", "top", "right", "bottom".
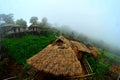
{"left": 2, "top": 34, "right": 56, "bottom": 69}
{"left": 87, "top": 50, "right": 110, "bottom": 80}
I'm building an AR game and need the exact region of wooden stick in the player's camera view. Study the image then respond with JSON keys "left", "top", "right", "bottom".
{"left": 4, "top": 76, "right": 17, "bottom": 80}
{"left": 66, "top": 73, "right": 95, "bottom": 78}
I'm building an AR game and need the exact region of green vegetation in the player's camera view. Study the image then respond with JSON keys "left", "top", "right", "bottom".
{"left": 0, "top": 13, "right": 120, "bottom": 80}
{"left": 87, "top": 50, "right": 110, "bottom": 80}
{"left": 16, "top": 18, "right": 27, "bottom": 28}
{"left": 103, "top": 51, "right": 120, "bottom": 64}
{"left": 1, "top": 33, "right": 119, "bottom": 79}
{"left": 2, "top": 34, "right": 56, "bottom": 69}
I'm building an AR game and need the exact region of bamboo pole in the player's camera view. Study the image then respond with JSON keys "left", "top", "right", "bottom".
{"left": 66, "top": 73, "right": 95, "bottom": 78}
{"left": 84, "top": 58, "right": 93, "bottom": 73}
{"left": 3, "top": 76, "right": 17, "bottom": 80}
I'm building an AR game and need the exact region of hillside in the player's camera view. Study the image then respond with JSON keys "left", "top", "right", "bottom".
{"left": 0, "top": 33, "right": 120, "bottom": 80}
{"left": 104, "top": 51, "right": 120, "bottom": 65}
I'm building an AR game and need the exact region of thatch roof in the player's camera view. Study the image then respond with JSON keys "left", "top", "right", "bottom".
{"left": 110, "top": 65, "right": 120, "bottom": 74}
{"left": 29, "top": 24, "right": 39, "bottom": 28}
{"left": 88, "top": 46, "right": 100, "bottom": 57}
{"left": 27, "top": 44, "right": 83, "bottom": 76}
{"left": 71, "top": 41, "right": 91, "bottom": 53}
{"left": 3, "top": 24, "right": 20, "bottom": 27}
{"left": 54, "top": 36, "right": 71, "bottom": 46}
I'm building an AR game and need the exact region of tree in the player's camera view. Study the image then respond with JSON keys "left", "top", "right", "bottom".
{"left": 41, "top": 17, "right": 47, "bottom": 26}
{"left": 16, "top": 19, "right": 27, "bottom": 28}
{"left": 0, "top": 13, "right": 15, "bottom": 57}
{"left": 0, "top": 13, "right": 14, "bottom": 24}
{"left": 30, "top": 16, "right": 38, "bottom": 25}
{"left": 0, "top": 13, "right": 15, "bottom": 40}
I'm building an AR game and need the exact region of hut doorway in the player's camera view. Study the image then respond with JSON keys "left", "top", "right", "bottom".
{"left": 13, "top": 28, "right": 16, "bottom": 33}
{"left": 81, "top": 53, "right": 93, "bottom": 74}
{"left": 77, "top": 52, "right": 94, "bottom": 80}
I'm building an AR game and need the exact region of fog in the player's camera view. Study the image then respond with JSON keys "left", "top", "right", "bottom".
{"left": 0, "top": 0, "right": 120, "bottom": 49}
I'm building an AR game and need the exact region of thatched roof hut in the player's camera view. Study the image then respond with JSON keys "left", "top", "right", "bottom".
{"left": 27, "top": 36, "right": 97, "bottom": 79}
{"left": 28, "top": 24, "right": 40, "bottom": 31}
{"left": 2, "top": 24, "right": 20, "bottom": 31}
{"left": 27, "top": 44, "right": 83, "bottom": 76}
{"left": 2, "top": 24, "right": 25, "bottom": 34}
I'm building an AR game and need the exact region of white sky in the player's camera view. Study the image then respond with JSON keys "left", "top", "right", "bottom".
{"left": 0, "top": 0, "right": 120, "bottom": 48}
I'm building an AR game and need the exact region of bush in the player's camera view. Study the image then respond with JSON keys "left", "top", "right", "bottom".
{"left": 2, "top": 34, "right": 56, "bottom": 69}
{"left": 87, "top": 50, "right": 110, "bottom": 80}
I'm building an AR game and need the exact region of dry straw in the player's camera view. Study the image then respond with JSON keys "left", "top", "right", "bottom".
{"left": 27, "top": 44, "right": 83, "bottom": 76}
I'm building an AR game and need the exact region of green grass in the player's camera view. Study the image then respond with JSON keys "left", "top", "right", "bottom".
{"left": 2, "top": 34, "right": 56, "bottom": 69}
{"left": 103, "top": 51, "right": 120, "bottom": 64}
{"left": 2, "top": 33, "right": 120, "bottom": 71}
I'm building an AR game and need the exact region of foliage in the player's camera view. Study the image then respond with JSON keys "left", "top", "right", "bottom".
{"left": 87, "top": 50, "right": 110, "bottom": 79}
{"left": 16, "top": 18, "right": 27, "bottom": 28}
{"left": 30, "top": 16, "right": 38, "bottom": 25}
{"left": 2, "top": 34, "right": 56, "bottom": 69}
{"left": 0, "top": 13, "right": 120, "bottom": 56}
{"left": 0, "top": 13, "right": 14, "bottom": 24}
{"left": 0, "top": 13, "right": 15, "bottom": 38}
{"left": 41, "top": 17, "right": 47, "bottom": 26}
{"left": 103, "top": 51, "right": 120, "bottom": 65}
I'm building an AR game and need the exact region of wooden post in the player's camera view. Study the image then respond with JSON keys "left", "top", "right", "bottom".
{"left": 117, "top": 74, "right": 120, "bottom": 80}
{"left": 0, "top": 36, "right": 1, "bottom": 60}
{"left": 3, "top": 76, "right": 16, "bottom": 80}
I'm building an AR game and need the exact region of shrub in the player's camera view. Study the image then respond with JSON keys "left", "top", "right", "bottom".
{"left": 87, "top": 50, "right": 110, "bottom": 80}
{"left": 2, "top": 34, "right": 56, "bottom": 69}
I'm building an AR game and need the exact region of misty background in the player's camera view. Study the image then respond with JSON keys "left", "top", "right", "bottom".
{"left": 0, "top": 0, "right": 120, "bottom": 50}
